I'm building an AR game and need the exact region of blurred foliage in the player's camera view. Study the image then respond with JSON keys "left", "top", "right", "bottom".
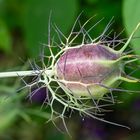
{"left": 0, "top": 0, "right": 140, "bottom": 140}
{"left": 23, "top": 0, "right": 78, "bottom": 57}
{"left": 123, "top": 0, "right": 140, "bottom": 55}
{"left": 0, "top": 19, "right": 12, "bottom": 53}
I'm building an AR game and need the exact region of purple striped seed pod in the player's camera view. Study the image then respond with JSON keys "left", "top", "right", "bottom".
{"left": 56, "top": 44, "right": 121, "bottom": 99}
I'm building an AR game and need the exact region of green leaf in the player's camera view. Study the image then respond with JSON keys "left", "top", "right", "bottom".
{"left": 0, "top": 19, "right": 12, "bottom": 54}
{"left": 23, "top": 0, "right": 78, "bottom": 57}
{"left": 122, "top": 0, "right": 140, "bottom": 98}
{"left": 123, "top": 0, "right": 140, "bottom": 55}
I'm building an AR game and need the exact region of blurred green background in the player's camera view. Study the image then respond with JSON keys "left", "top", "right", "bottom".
{"left": 0, "top": 0, "right": 140, "bottom": 140}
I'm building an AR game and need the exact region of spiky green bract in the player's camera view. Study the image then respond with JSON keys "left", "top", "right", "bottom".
{"left": 26, "top": 19, "right": 140, "bottom": 131}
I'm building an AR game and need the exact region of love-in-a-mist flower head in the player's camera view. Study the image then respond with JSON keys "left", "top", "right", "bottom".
{"left": 0, "top": 15, "right": 140, "bottom": 133}
{"left": 36, "top": 15, "right": 140, "bottom": 131}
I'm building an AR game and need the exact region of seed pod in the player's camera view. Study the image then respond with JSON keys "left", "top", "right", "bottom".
{"left": 56, "top": 44, "right": 121, "bottom": 99}
{"left": 55, "top": 23, "right": 140, "bottom": 100}
{"left": 43, "top": 21, "right": 140, "bottom": 129}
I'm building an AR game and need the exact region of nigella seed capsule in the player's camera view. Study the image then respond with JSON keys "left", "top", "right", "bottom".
{"left": 56, "top": 44, "right": 122, "bottom": 99}
{"left": 0, "top": 14, "right": 140, "bottom": 130}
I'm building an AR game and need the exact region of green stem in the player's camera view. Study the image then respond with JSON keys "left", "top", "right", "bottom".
{"left": 0, "top": 70, "right": 52, "bottom": 78}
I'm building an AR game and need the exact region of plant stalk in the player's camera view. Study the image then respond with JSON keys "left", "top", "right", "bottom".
{"left": 0, "top": 70, "right": 51, "bottom": 78}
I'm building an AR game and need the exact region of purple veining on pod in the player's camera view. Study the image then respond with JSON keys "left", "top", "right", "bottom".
{"left": 56, "top": 44, "right": 121, "bottom": 98}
